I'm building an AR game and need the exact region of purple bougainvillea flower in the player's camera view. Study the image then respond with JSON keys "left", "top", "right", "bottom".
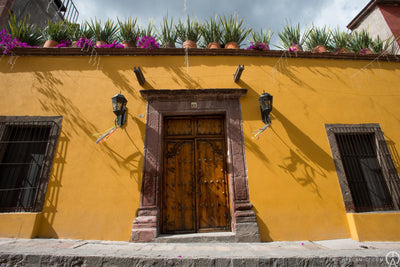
{"left": 56, "top": 39, "right": 71, "bottom": 48}
{"left": 0, "top": 29, "right": 33, "bottom": 54}
{"left": 76, "top": 37, "right": 95, "bottom": 49}
{"left": 137, "top": 36, "right": 160, "bottom": 50}
{"left": 247, "top": 41, "right": 269, "bottom": 51}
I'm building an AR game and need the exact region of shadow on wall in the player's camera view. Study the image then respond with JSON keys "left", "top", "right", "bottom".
{"left": 38, "top": 132, "right": 69, "bottom": 238}
{"left": 162, "top": 65, "right": 202, "bottom": 89}
{"left": 386, "top": 136, "right": 400, "bottom": 174}
{"left": 270, "top": 53, "right": 317, "bottom": 92}
{"left": 34, "top": 71, "right": 97, "bottom": 138}
{"left": 100, "top": 114, "right": 145, "bottom": 191}
{"left": 32, "top": 71, "right": 146, "bottom": 236}
{"left": 100, "top": 59, "right": 154, "bottom": 94}
{"left": 33, "top": 71, "right": 145, "bottom": 183}
{"left": 271, "top": 108, "right": 334, "bottom": 198}
{"left": 253, "top": 206, "right": 273, "bottom": 242}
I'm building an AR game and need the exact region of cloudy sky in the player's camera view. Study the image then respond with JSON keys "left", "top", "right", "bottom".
{"left": 74, "top": 0, "right": 370, "bottom": 46}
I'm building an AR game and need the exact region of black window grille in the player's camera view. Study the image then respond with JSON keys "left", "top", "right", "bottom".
{"left": 0, "top": 117, "right": 62, "bottom": 212}
{"left": 326, "top": 124, "right": 400, "bottom": 212}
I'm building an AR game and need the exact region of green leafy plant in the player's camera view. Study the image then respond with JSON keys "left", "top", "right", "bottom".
{"left": 176, "top": 16, "right": 201, "bottom": 44}
{"left": 117, "top": 17, "right": 139, "bottom": 43}
{"left": 278, "top": 21, "right": 310, "bottom": 50}
{"left": 138, "top": 20, "right": 155, "bottom": 38}
{"left": 249, "top": 26, "right": 273, "bottom": 46}
{"left": 42, "top": 20, "right": 70, "bottom": 43}
{"left": 305, "top": 26, "right": 330, "bottom": 51}
{"left": 348, "top": 29, "right": 372, "bottom": 53}
{"left": 7, "top": 14, "right": 42, "bottom": 46}
{"left": 370, "top": 35, "right": 400, "bottom": 54}
{"left": 79, "top": 21, "right": 94, "bottom": 39}
{"left": 157, "top": 12, "right": 178, "bottom": 47}
{"left": 200, "top": 15, "right": 222, "bottom": 47}
{"left": 89, "top": 18, "right": 118, "bottom": 43}
{"left": 329, "top": 27, "right": 351, "bottom": 52}
{"left": 219, "top": 14, "right": 251, "bottom": 46}
{"left": 66, "top": 21, "right": 81, "bottom": 41}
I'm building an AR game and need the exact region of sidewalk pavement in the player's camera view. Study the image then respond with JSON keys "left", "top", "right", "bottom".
{"left": 0, "top": 237, "right": 400, "bottom": 266}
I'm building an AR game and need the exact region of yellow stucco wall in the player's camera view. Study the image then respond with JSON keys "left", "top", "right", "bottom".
{"left": 347, "top": 212, "right": 400, "bottom": 241}
{"left": 0, "top": 213, "right": 41, "bottom": 238}
{"left": 0, "top": 53, "right": 399, "bottom": 241}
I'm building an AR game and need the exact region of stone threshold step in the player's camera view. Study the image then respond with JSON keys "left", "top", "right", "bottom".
{"left": 155, "top": 232, "right": 236, "bottom": 243}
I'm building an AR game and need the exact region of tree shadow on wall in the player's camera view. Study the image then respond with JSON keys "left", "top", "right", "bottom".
{"left": 34, "top": 71, "right": 97, "bottom": 138}
{"left": 272, "top": 108, "right": 335, "bottom": 198}
{"left": 37, "top": 132, "right": 69, "bottom": 238}
{"left": 100, "top": 114, "right": 145, "bottom": 192}
{"left": 162, "top": 65, "right": 202, "bottom": 89}
{"left": 271, "top": 52, "right": 316, "bottom": 92}
{"left": 34, "top": 71, "right": 146, "bottom": 195}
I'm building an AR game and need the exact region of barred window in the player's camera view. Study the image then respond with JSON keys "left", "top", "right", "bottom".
{"left": 0, "top": 116, "right": 62, "bottom": 212}
{"left": 326, "top": 124, "right": 400, "bottom": 212}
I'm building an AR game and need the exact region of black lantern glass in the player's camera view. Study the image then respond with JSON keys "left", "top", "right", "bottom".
{"left": 259, "top": 92, "right": 273, "bottom": 124}
{"left": 111, "top": 93, "right": 128, "bottom": 127}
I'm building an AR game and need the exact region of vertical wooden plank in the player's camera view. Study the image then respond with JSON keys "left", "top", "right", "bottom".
{"left": 197, "top": 139, "right": 230, "bottom": 231}
{"left": 163, "top": 141, "right": 195, "bottom": 233}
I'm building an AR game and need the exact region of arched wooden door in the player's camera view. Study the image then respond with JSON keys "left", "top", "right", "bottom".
{"left": 162, "top": 115, "right": 230, "bottom": 234}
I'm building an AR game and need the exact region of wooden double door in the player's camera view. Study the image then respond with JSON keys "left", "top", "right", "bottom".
{"left": 162, "top": 115, "right": 231, "bottom": 234}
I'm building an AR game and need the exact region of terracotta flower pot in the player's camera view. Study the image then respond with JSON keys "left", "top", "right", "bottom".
{"left": 43, "top": 40, "right": 59, "bottom": 48}
{"left": 312, "top": 45, "right": 328, "bottom": 53}
{"left": 182, "top": 40, "right": 197, "bottom": 48}
{"left": 336, "top": 47, "right": 349, "bottom": 53}
{"left": 260, "top": 43, "right": 270, "bottom": 50}
{"left": 358, "top": 48, "right": 373, "bottom": 55}
{"left": 225, "top": 42, "right": 239, "bottom": 49}
{"left": 207, "top": 42, "right": 221, "bottom": 49}
{"left": 122, "top": 41, "right": 136, "bottom": 48}
{"left": 289, "top": 43, "right": 303, "bottom": 52}
{"left": 96, "top": 41, "right": 106, "bottom": 47}
{"left": 162, "top": 43, "right": 176, "bottom": 48}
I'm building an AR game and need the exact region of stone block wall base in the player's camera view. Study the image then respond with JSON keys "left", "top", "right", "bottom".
{"left": 130, "top": 215, "right": 158, "bottom": 242}
{"left": 130, "top": 228, "right": 157, "bottom": 242}
{"left": 235, "top": 222, "right": 261, "bottom": 242}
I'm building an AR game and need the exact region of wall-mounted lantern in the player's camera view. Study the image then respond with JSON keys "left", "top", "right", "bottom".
{"left": 234, "top": 64, "right": 244, "bottom": 83}
{"left": 134, "top": 66, "right": 146, "bottom": 85}
{"left": 259, "top": 92, "right": 273, "bottom": 124}
{"left": 111, "top": 93, "right": 128, "bottom": 127}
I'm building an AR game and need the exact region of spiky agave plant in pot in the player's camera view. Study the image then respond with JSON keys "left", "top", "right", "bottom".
{"left": 73, "top": 21, "right": 95, "bottom": 49}
{"left": 89, "top": 18, "right": 118, "bottom": 47}
{"left": 138, "top": 20, "right": 155, "bottom": 38}
{"left": 248, "top": 26, "right": 273, "bottom": 50}
{"left": 348, "top": 29, "right": 373, "bottom": 54}
{"left": 42, "top": 20, "right": 70, "bottom": 47}
{"left": 329, "top": 27, "right": 350, "bottom": 53}
{"left": 220, "top": 14, "right": 251, "bottom": 49}
{"left": 66, "top": 21, "right": 81, "bottom": 47}
{"left": 157, "top": 12, "right": 178, "bottom": 48}
{"left": 117, "top": 17, "right": 139, "bottom": 48}
{"left": 176, "top": 16, "right": 201, "bottom": 48}
{"left": 7, "top": 14, "right": 42, "bottom": 47}
{"left": 201, "top": 15, "right": 222, "bottom": 49}
{"left": 278, "top": 21, "right": 310, "bottom": 51}
{"left": 305, "top": 26, "right": 330, "bottom": 53}
{"left": 370, "top": 35, "right": 399, "bottom": 55}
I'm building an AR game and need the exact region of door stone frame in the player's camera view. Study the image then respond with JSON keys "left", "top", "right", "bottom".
{"left": 130, "top": 89, "right": 260, "bottom": 242}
